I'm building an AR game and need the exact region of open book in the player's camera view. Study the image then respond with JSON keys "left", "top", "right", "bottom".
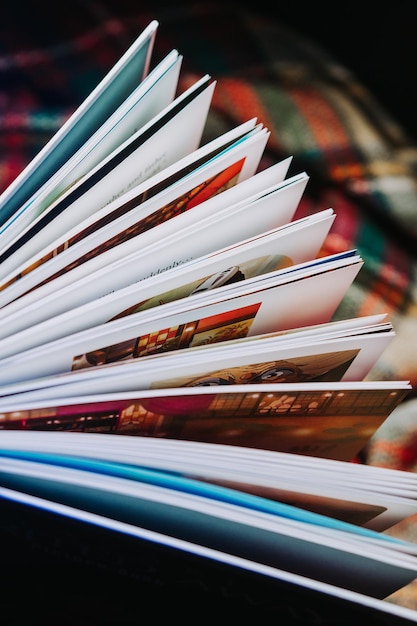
{"left": 1, "top": 19, "right": 417, "bottom": 624}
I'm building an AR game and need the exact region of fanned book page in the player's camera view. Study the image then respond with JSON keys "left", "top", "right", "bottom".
{"left": 0, "top": 20, "right": 415, "bottom": 624}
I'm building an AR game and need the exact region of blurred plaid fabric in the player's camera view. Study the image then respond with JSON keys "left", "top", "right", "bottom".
{"left": 1, "top": 0, "right": 417, "bottom": 470}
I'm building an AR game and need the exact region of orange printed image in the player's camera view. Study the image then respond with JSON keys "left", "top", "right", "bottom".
{"left": 1, "top": 385, "right": 407, "bottom": 466}
{"left": 3, "top": 159, "right": 245, "bottom": 295}
{"left": 72, "top": 303, "right": 261, "bottom": 369}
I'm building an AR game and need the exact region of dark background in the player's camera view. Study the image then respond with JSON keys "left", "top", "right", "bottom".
{"left": 270, "top": 2, "right": 417, "bottom": 143}
{"left": 3, "top": 1, "right": 417, "bottom": 142}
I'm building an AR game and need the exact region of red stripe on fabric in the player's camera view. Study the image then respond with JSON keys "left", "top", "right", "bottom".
{"left": 378, "top": 258, "right": 410, "bottom": 308}
{"left": 212, "top": 78, "right": 276, "bottom": 131}
{"left": 358, "top": 288, "right": 393, "bottom": 317}
{"left": 288, "top": 87, "right": 358, "bottom": 176}
{"left": 384, "top": 242, "right": 411, "bottom": 289}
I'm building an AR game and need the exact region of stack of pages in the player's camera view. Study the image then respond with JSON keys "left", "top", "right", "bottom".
{"left": 0, "top": 20, "right": 416, "bottom": 623}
